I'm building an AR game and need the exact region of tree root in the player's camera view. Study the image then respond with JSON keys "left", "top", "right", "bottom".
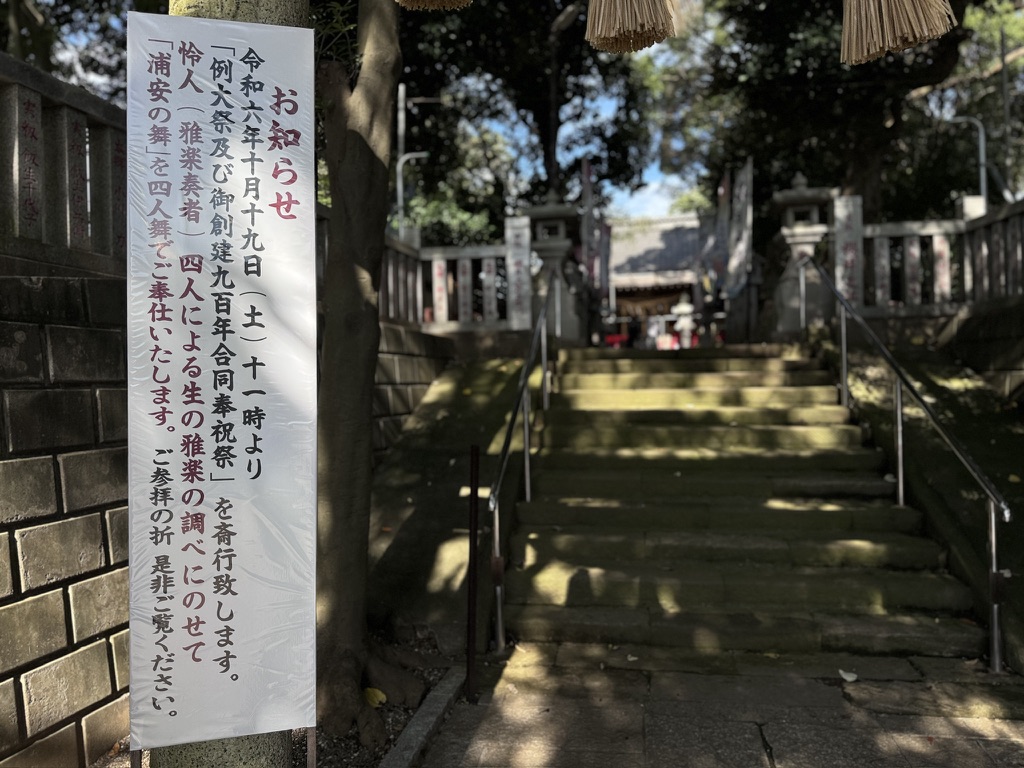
{"left": 318, "top": 640, "right": 431, "bottom": 749}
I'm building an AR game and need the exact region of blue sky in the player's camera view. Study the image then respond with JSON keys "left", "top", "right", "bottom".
{"left": 607, "top": 169, "right": 681, "bottom": 218}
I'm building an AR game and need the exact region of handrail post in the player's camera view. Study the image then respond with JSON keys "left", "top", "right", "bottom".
{"left": 555, "top": 270, "right": 563, "bottom": 339}
{"left": 491, "top": 496, "right": 505, "bottom": 654}
{"left": 522, "top": 391, "right": 532, "bottom": 503}
{"left": 799, "top": 259, "right": 807, "bottom": 331}
{"left": 894, "top": 380, "right": 905, "bottom": 507}
{"left": 989, "top": 498, "right": 1005, "bottom": 673}
{"left": 541, "top": 324, "right": 550, "bottom": 411}
{"left": 840, "top": 304, "right": 850, "bottom": 408}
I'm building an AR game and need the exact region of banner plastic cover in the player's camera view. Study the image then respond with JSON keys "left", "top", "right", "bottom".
{"left": 126, "top": 12, "right": 316, "bottom": 749}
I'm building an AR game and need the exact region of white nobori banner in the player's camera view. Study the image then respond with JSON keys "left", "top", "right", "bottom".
{"left": 126, "top": 12, "right": 316, "bottom": 748}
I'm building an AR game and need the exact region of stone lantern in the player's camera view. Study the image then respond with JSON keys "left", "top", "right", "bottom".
{"left": 771, "top": 173, "right": 834, "bottom": 337}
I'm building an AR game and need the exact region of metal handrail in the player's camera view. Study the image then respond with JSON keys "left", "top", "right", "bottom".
{"left": 799, "top": 256, "right": 1013, "bottom": 672}
{"left": 486, "top": 268, "right": 559, "bottom": 652}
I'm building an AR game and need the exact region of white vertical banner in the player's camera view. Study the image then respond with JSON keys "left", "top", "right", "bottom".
{"left": 904, "top": 235, "right": 922, "bottom": 306}
{"left": 933, "top": 234, "right": 952, "bottom": 303}
{"left": 457, "top": 257, "right": 473, "bottom": 322}
{"left": 126, "top": 13, "right": 316, "bottom": 749}
{"left": 505, "top": 216, "right": 532, "bottom": 330}
{"left": 431, "top": 259, "right": 449, "bottom": 322}
{"left": 482, "top": 257, "right": 499, "bottom": 322}
{"left": 833, "top": 196, "right": 864, "bottom": 305}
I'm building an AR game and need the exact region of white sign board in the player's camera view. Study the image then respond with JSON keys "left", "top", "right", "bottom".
{"left": 126, "top": 12, "right": 316, "bottom": 748}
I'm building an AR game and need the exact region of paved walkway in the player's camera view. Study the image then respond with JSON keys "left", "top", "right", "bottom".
{"left": 421, "top": 642, "right": 1024, "bottom": 768}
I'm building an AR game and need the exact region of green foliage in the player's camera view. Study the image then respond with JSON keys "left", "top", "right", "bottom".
{"left": 655, "top": 0, "right": 992, "bottom": 238}
{"left": 2, "top": 0, "right": 167, "bottom": 102}
{"left": 398, "top": 0, "right": 658, "bottom": 207}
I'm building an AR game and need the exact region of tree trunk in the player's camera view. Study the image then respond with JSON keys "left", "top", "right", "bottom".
{"left": 149, "top": 3, "right": 309, "bottom": 767}
{"left": 315, "top": 0, "right": 422, "bottom": 746}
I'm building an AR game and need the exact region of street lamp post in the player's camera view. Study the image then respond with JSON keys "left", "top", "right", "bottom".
{"left": 949, "top": 115, "right": 988, "bottom": 208}
{"left": 396, "top": 151, "right": 429, "bottom": 241}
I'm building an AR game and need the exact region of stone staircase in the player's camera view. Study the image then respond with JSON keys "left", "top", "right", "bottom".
{"left": 505, "top": 345, "right": 987, "bottom": 658}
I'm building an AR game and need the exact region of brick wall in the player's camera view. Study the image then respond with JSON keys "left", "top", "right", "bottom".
{"left": 0, "top": 276, "right": 130, "bottom": 768}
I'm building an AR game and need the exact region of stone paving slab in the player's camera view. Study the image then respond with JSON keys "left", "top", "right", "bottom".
{"left": 417, "top": 643, "right": 1024, "bottom": 768}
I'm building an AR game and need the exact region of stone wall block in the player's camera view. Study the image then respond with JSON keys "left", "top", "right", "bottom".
{"left": 46, "top": 326, "right": 124, "bottom": 383}
{"left": 85, "top": 279, "right": 127, "bottom": 328}
{"left": 21, "top": 641, "right": 110, "bottom": 736}
{"left": 0, "top": 679, "right": 17, "bottom": 757}
{"left": 96, "top": 388, "right": 128, "bottom": 443}
{"left": 377, "top": 354, "right": 400, "bottom": 384}
{"left": 109, "top": 629, "right": 129, "bottom": 692}
{"left": 0, "top": 590, "right": 66, "bottom": 675}
{"left": 82, "top": 693, "right": 128, "bottom": 766}
{"left": 69, "top": 568, "right": 128, "bottom": 642}
{"left": 3, "top": 389, "right": 94, "bottom": 453}
{"left": 43, "top": 105, "right": 90, "bottom": 250}
{"left": 16, "top": 516, "right": 105, "bottom": 590}
{"left": 0, "top": 277, "right": 85, "bottom": 324}
{"left": 0, "top": 533, "right": 10, "bottom": 598}
{"left": 105, "top": 506, "right": 128, "bottom": 565}
{"left": 0, "top": 322, "right": 43, "bottom": 383}
{"left": 0, "top": 724, "right": 76, "bottom": 768}
{"left": 58, "top": 448, "right": 127, "bottom": 512}
{"left": 0, "top": 457, "right": 57, "bottom": 524}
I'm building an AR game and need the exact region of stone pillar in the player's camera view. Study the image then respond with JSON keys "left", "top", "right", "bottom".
{"left": 42, "top": 106, "right": 91, "bottom": 250}
{"left": 89, "top": 126, "right": 128, "bottom": 259}
{"left": 0, "top": 84, "right": 45, "bottom": 241}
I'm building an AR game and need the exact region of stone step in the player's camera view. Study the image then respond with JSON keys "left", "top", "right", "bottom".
{"left": 544, "top": 404, "right": 851, "bottom": 426}
{"left": 557, "top": 370, "right": 835, "bottom": 390}
{"left": 505, "top": 560, "right": 974, "bottom": 614}
{"left": 516, "top": 498, "right": 924, "bottom": 534}
{"left": 543, "top": 423, "right": 865, "bottom": 452}
{"left": 511, "top": 528, "right": 946, "bottom": 570}
{"left": 557, "top": 357, "right": 821, "bottom": 375}
{"left": 552, "top": 386, "right": 840, "bottom": 409}
{"left": 533, "top": 469, "right": 895, "bottom": 501}
{"left": 558, "top": 344, "right": 803, "bottom": 363}
{"left": 505, "top": 605, "right": 986, "bottom": 657}
{"left": 536, "top": 449, "right": 887, "bottom": 474}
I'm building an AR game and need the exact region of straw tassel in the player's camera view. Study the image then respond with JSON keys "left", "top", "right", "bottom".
{"left": 842, "top": 0, "right": 956, "bottom": 65}
{"left": 586, "top": 0, "right": 675, "bottom": 54}
{"left": 396, "top": 0, "right": 472, "bottom": 10}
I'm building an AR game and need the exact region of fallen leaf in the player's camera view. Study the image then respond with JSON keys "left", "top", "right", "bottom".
{"left": 626, "top": 654, "right": 639, "bottom": 662}
{"left": 839, "top": 669, "right": 858, "bottom": 682}
{"left": 1010, "top": 474, "right": 1021, "bottom": 483}
{"left": 364, "top": 687, "right": 387, "bottom": 708}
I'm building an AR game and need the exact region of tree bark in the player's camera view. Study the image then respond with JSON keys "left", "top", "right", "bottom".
{"left": 315, "top": 0, "right": 411, "bottom": 745}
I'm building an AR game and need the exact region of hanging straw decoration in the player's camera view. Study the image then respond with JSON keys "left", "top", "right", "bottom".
{"left": 842, "top": 0, "right": 957, "bottom": 65}
{"left": 396, "top": 0, "right": 472, "bottom": 10}
{"left": 586, "top": 0, "right": 676, "bottom": 54}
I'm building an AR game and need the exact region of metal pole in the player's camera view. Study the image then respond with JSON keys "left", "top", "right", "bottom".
{"left": 799, "top": 259, "right": 807, "bottom": 331}
{"left": 554, "top": 270, "right": 563, "bottom": 339}
{"left": 840, "top": 304, "right": 849, "bottom": 409}
{"left": 522, "top": 390, "right": 532, "bottom": 503}
{"left": 541, "top": 323, "right": 550, "bottom": 411}
{"left": 396, "top": 151, "right": 429, "bottom": 240}
{"left": 949, "top": 116, "right": 987, "bottom": 205}
{"left": 131, "top": 750, "right": 142, "bottom": 768}
{"left": 397, "top": 82, "right": 406, "bottom": 163}
{"left": 307, "top": 727, "right": 317, "bottom": 768}
{"left": 894, "top": 380, "right": 905, "bottom": 507}
{"left": 466, "top": 445, "right": 479, "bottom": 701}
{"left": 989, "top": 498, "right": 1005, "bottom": 673}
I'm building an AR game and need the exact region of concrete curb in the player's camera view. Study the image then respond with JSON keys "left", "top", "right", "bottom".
{"left": 379, "top": 666, "right": 466, "bottom": 768}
